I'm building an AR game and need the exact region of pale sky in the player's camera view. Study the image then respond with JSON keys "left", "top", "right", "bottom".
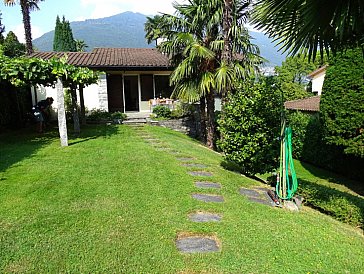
{"left": 0, "top": 0, "right": 179, "bottom": 42}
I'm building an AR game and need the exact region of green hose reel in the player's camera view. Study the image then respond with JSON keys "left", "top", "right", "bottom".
{"left": 276, "top": 125, "right": 298, "bottom": 200}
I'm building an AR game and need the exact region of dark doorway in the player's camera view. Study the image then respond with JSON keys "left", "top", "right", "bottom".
{"left": 155, "top": 75, "right": 173, "bottom": 98}
{"left": 107, "top": 75, "right": 124, "bottom": 112}
{"left": 124, "top": 76, "right": 139, "bottom": 111}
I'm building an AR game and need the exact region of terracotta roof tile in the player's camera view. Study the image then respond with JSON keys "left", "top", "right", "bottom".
{"left": 30, "top": 48, "right": 172, "bottom": 69}
{"left": 284, "top": 96, "right": 321, "bottom": 112}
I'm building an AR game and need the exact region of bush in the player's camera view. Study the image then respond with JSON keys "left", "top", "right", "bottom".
{"left": 286, "top": 111, "right": 312, "bottom": 158}
{"left": 287, "top": 110, "right": 364, "bottom": 181}
{"left": 110, "top": 112, "right": 127, "bottom": 121}
{"left": 218, "top": 79, "right": 281, "bottom": 175}
{"left": 87, "top": 109, "right": 112, "bottom": 121}
{"left": 297, "top": 180, "right": 364, "bottom": 228}
{"left": 152, "top": 105, "right": 171, "bottom": 119}
{"left": 320, "top": 47, "right": 364, "bottom": 157}
{"left": 171, "top": 102, "right": 194, "bottom": 119}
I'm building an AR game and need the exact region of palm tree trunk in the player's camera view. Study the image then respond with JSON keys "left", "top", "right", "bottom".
{"left": 70, "top": 85, "right": 80, "bottom": 135}
{"left": 221, "top": 0, "right": 233, "bottom": 109}
{"left": 199, "top": 96, "right": 207, "bottom": 143}
{"left": 20, "top": 0, "right": 34, "bottom": 55}
{"left": 206, "top": 91, "right": 216, "bottom": 149}
{"left": 79, "top": 84, "right": 86, "bottom": 125}
{"left": 56, "top": 79, "right": 68, "bottom": 147}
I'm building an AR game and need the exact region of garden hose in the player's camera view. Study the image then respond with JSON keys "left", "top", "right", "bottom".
{"left": 276, "top": 126, "right": 298, "bottom": 200}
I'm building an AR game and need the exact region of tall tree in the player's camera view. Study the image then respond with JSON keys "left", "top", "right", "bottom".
{"left": 251, "top": 0, "right": 364, "bottom": 60}
{"left": 2, "top": 31, "right": 26, "bottom": 57}
{"left": 0, "top": 11, "right": 5, "bottom": 44}
{"left": 275, "top": 54, "right": 319, "bottom": 100}
{"left": 145, "top": 0, "right": 261, "bottom": 148}
{"left": 52, "top": 16, "right": 76, "bottom": 52}
{"left": 52, "top": 15, "right": 61, "bottom": 51}
{"left": 4, "top": 0, "right": 44, "bottom": 55}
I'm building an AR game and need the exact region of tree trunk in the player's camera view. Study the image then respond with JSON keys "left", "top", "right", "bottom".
{"left": 199, "top": 96, "right": 207, "bottom": 143}
{"left": 206, "top": 91, "right": 216, "bottom": 149}
{"left": 20, "top": 0, "right": 33, "bottom": 55}
{"left": 70, "top": 85, "right": 80, "bottom": 135}
{"left": 56, "top": 79, "right": 68, "bottom": 147}
{"left": 79, "top": 84, "right": 86, "bottom": 125}
{"left": 221, "top": 0, "right": 233, "bottom": 109}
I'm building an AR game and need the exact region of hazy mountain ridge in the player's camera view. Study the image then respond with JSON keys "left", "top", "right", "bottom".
{"left": 33, "top": 11, "right": 285, "bottom": 66}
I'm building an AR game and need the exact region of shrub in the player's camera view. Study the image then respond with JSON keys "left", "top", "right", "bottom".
{"left": 286, "top": 111, "right": 312, "bottom": 158}
{"left": 171, "top": 102, "right": 194, "bottom": 119}
{"left": 297, "top": 180, "right": 364, "bottom": 228}
{"left": 110, "top": 112, "right": 127, "bottom": 121}
{"left": 286, "top": 106, "right": 364, "bottom": 181}
{"left": 218, "top": 79, "right": 281, "bottom": 175}
{"left": 87, "top": 109, "right": 111, "bottom": 121}
{"left": 320, "top": 47, "right": 364, "bottom": 157}
{"left": 152, "top": 105, "right": 171, "bottom": 119}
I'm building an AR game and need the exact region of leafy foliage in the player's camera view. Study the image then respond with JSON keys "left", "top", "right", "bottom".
{"left": 298, "top": 179, "right": 364, "bottom": 228}
{"left": 320, "top": 47, "right": 364, "bottom": 157}
{"left": 86, "top": 109, "right": 126, "bottom": 122}
{"left": 2, "top": 31, "right": 26, "bottom": 57}
{"left": 218, "top": 78, "right": 281, "bottom": 175}
{"left": 152, "top": 105, "right": 172, "bottom": 119}
{"left": 275, "top": 54, "right": 320, "bottom": 100}
{"left": 286, "top": 110, "right": 364, "bottom": 181}
{"left": 252, "top": 0, "right": 364, "bottom": 60}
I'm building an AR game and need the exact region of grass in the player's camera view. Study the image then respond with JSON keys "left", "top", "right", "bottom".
{"left": 1, "top": 124, "right": 364, "bottom": 273}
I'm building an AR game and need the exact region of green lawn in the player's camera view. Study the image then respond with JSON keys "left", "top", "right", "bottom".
{"left": 0, "top": 124, "right": 363, "bottom": 273}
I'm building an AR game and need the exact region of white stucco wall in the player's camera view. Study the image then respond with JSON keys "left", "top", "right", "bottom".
{"left": 311, "top": 71, "right": 326, "bottom": 95}
{"left": 32, "top": 75, "right": 107, "bottom": 119}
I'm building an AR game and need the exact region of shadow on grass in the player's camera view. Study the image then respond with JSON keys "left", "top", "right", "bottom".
{"left": 220, "top": 159, "right": 268, "bottom": 184}
{"left": 68, "top": 124, "right": 119, "bottom": 146}
{"left": 0, "top": 127, "right": 58, "bottom": 173}
{"left": 300, "top": 161, "right": 364, "bottom": 197}
{"left": 298, "top": 179, "right": 364, "bottom": 229}
{"left": 0, "top": 124, "right": 120, "bottom": 173}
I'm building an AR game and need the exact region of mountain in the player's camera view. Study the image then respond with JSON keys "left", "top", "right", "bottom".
{"left": 33, "top": 11, "right": 286, "bottom": 66}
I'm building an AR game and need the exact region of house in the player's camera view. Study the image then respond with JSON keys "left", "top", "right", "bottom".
{"left": 308, "top": 65, "right": 327, "bottom": 95}
{"left": 30, "top": 48, "right": 173, "bottom": 114}
{"left": 284, "top": 95, "right": 321, "bottom": 113}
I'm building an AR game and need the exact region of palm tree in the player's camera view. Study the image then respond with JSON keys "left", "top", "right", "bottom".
{"left": 146, "top": 0, "right": 261, "bottom": 148}
{"left": 251, "top": 0, "right": 364, "bottom": 60}
{"left": 4, "top": 0, "right": 44, "bottom": 55}
{"left": 75, "top": 39, "right": 88, "bottom": 52}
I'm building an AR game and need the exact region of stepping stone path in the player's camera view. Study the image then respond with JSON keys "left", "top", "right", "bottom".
{"left": 182, "top": 163, "right": 208, "bottom": 168}
{"left": 192, "top": 193, "right": 224, "bottom": 203}
{"left": 188, "top": 171, "right": 213, "bottom": 177}
{"left": 239, "top": 187, "right": 275, "bottom": 207}
{"left": 195, "top": 181, "right": 221, "bottom": 189}
{"left": 174, "top": 152, "right": 225, "bottom": 254}
{"left": 176, "top": 157, "right": 195, "bottom": 161}
{"left": 176, "top": 236, "right": 220, "bottom": 253}
{"left": 189, "top": 212, "right": 222, "bottom": 223}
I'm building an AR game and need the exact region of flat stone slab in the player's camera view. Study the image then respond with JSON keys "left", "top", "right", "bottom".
{"left": 195, "top": 181, "right": 221, "bottom": 189}
{"left": 189, "top": 212, "right": 222, "bottom": 223}
{"left": 239, "top": 188, "right": 261, "bottom": 198}
{"left": 188, "top": 171, "right": 213, "bottom": 177}
{"left": 176, "top": 236, "right": 220, "bottom": 253}
{"left": 176, "top": 157, "right": 195, "bottom": 161}
{"left": 182, "top": 163, "right": 208, "bottom": 168}
{"left": 247, "top": 196, "right": 274, "bottom": 206}
{"left": 192, "top": 193, "right": 224, "bottom": 203}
